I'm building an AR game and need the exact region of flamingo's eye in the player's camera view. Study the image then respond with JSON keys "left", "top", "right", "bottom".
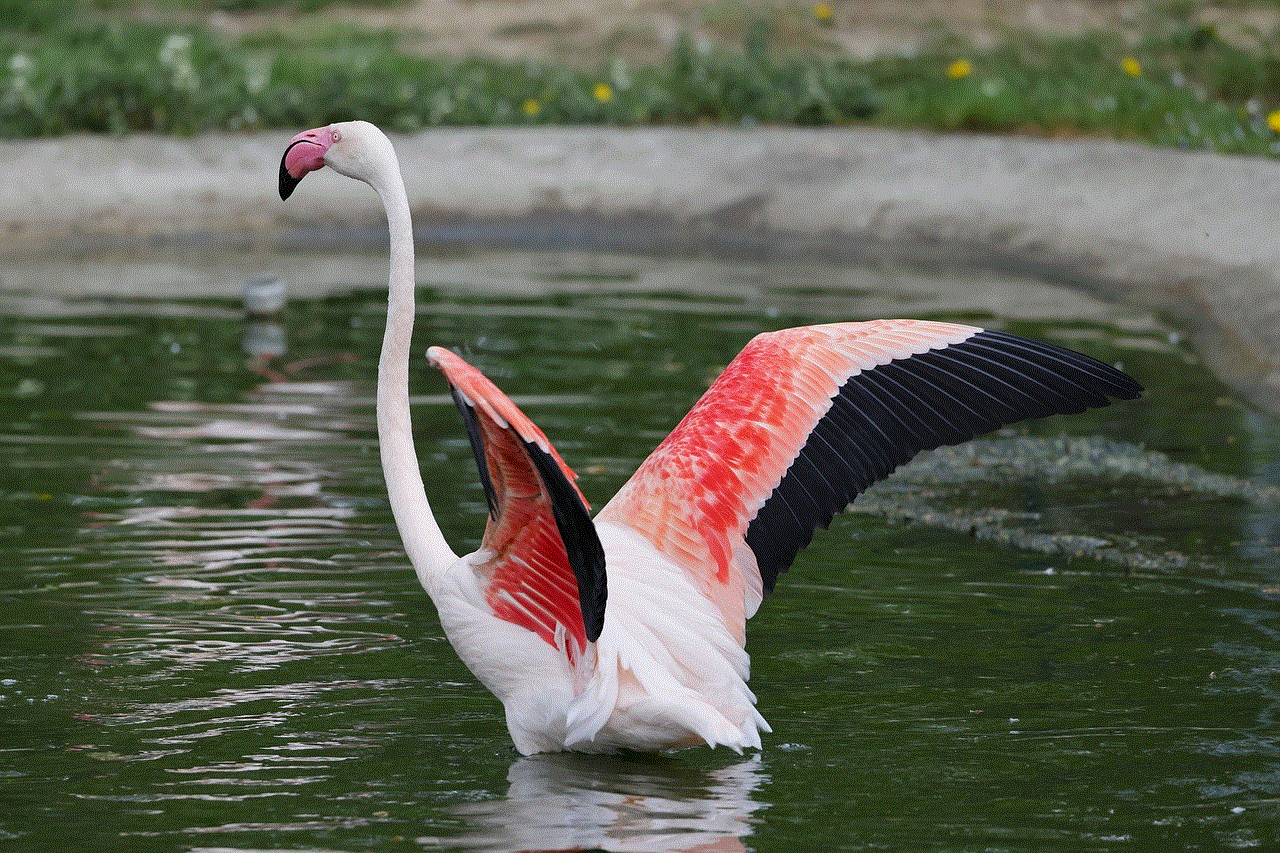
{"left": 331, "top": 129, "right": 342, "bottom": 143}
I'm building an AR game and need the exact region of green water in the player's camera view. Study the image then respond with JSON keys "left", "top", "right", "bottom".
{"left": 0, "top": 250, "right": 1277, "bottom": 851}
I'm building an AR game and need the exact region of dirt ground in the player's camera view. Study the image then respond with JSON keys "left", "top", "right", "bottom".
{"left": 210, "top": 1, "right": 1280, "bottom": 65}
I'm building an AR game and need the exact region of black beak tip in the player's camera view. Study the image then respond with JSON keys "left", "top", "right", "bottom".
{"left": 279, "top": 158, "right": 301, "bottom": 200}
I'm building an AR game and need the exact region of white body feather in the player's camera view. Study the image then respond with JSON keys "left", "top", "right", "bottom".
{"left": 426, "top": 523, "right": 768, "bottom": 754}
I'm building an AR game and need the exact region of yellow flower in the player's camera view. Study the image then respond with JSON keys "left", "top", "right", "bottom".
{"left": 593, "top": 82, "right": 613, "bottom": 103}
{"left": 1121, "top": 56, "right": 1142, "bottom": 78}
{"left": 1268, "top": 110, "right": 1280, "bottom": 134}
{"left": 521, "top": 98, "right": 540, "bottom": 118}
{"left": 813, "top": 3, "right": 834, "bottom": 24}
{"left": 946, "top": 59, "right": 973, "bottom": 80}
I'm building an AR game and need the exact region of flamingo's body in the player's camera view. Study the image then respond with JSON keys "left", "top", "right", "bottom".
{"left": 280, "top": 121, "right": 1142, "bottom": 754}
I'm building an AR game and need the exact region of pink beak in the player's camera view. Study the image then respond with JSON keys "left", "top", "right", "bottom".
{"left": 279, "top": 127, "right": 333, "bottom": 199}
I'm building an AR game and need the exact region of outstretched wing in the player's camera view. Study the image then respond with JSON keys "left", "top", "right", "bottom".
{"left": 428, "top": 347, "right": 607, "bottom": 651}
{"left": 596, "top": 320, "right": 1141, "bottom": 637}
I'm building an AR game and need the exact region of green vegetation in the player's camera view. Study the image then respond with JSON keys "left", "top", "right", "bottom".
{"left": 3, "top": 1, "right": 1280, "bottom": 157}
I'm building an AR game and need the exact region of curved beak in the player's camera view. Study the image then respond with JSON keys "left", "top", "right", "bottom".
{"left": 278, "top": 127, "right": 332, "bottom": 200}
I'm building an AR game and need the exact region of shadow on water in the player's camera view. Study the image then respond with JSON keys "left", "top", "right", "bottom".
{"left": 0, "top": 248, "right": 1277, "bottom": 851}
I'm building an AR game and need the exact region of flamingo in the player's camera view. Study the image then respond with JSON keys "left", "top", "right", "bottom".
{"left": 279, "top": 121, "right": 1142, "bottom": 754}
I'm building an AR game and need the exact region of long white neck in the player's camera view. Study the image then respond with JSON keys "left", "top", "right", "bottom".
{"left": 370, "top": 161, "right": 457, "bottom": 588}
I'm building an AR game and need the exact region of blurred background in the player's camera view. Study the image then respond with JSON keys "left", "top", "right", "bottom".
{"left": 4, "top": 0, "right": 1280, "bottom": 153}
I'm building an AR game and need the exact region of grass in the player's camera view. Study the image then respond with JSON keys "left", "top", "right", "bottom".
{"left": 3, "top": 1, "right": 1280, "bottom": 157}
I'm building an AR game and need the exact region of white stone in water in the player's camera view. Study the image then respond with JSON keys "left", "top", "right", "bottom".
{"left": 243, "top": 276, "right": 287, "bottom": 315}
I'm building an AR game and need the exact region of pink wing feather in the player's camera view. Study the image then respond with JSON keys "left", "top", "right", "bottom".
{"left": 429, "top": 322, "right": 1139, "bottom": 652}
{"left": 596, "top": 321, "right": 967, "bottom": 635}
{"left": 428, "top": 347, "right": 606, "bottom": 655}
{"left": 597, "top": 319, "right": 1141, "bottom": 639}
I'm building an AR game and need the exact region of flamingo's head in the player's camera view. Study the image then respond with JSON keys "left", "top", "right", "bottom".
{"left": 278, "top": 120, "right": 396, "bottom": 199}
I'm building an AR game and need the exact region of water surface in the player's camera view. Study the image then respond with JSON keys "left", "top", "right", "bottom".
{"left": 0, "top": 250, "right": 1277, "bottom": 851}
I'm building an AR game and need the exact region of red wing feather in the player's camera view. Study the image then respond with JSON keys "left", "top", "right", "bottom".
{"left": 597, "top": 320, "right": 1140, "bottom": 639}
{"left": 428, "top": 347, "right": 607, "bottom": 652}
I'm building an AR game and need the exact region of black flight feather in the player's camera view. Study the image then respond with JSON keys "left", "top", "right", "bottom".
{"left": 450, "top": 385, "right": 498, "bottom": 518}
{"left": 744, "top": 329, "right": 1141, "bottom": 592}
{"left": 522, "top": 440, "right": 608, "bottom": 643}
{"left": 446, "top": 387, "right": 607, "bottom": 643}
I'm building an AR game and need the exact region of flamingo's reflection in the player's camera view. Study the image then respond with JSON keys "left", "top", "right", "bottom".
{"left": 430, "top": 752, "right": 768, "bottom": 853}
